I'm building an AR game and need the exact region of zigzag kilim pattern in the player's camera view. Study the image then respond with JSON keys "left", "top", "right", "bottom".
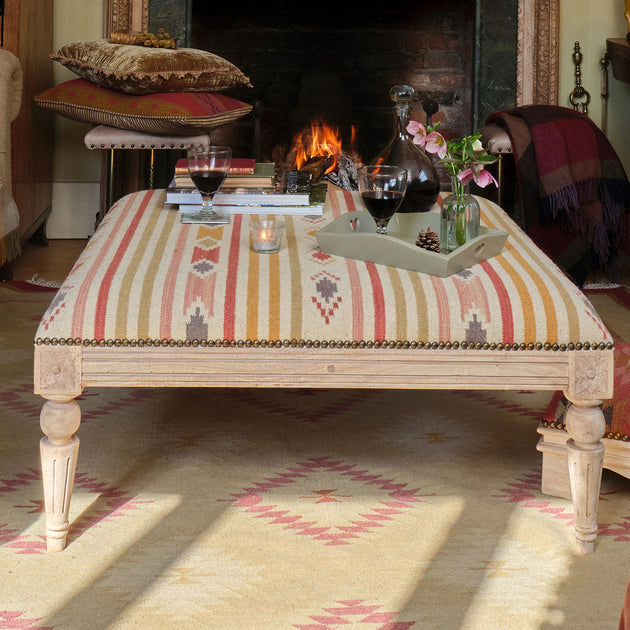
{"left": 226, "top": 457, "right": 433, "bottom": 545}
{"left": 295, "top": 600, "right": 416, "bottom": 629}
{"left": 36, "top": 188, "right": 611, "bottom": 348}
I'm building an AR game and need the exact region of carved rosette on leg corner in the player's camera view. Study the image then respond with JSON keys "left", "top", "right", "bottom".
{"left": 34, "top": 346, "right": 83, "bottom": 552}
{"left": 565, "top": 350, "right": 614, "bottom": 554}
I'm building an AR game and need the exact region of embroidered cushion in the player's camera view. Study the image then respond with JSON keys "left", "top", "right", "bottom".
{"left": 50, "top": 40, "right": 252, "bottom": 95}
{"left": 35, "top": 79, "right": 253, "bottom": 135}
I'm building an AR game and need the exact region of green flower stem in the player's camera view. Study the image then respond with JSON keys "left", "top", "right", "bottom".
{"left": 450, "top": 175, "right": 467, "bottom": 246}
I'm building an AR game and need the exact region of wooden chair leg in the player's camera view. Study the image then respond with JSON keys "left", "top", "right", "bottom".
{"left": 39, "top": 397, "right": 81, "bottom": 552}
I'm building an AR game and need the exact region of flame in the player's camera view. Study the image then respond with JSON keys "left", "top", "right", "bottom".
{"left": 293, "top": 119, "right": 343, "bottom": 174}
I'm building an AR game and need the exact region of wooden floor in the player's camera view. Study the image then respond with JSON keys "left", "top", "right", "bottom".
{"left": 11, "top": 239, "right": 88, "bottom": 284}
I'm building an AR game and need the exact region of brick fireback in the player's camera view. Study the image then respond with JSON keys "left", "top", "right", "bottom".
{"left": 191, "top": 1, "right": 475, "bottom": 163}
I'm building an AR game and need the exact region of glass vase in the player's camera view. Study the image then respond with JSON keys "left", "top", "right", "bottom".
{"left": 440, "top": 176, "right": 480, "bottom": 254}
{"left": 371, "top": 85, "right": 440, "bottom": 213}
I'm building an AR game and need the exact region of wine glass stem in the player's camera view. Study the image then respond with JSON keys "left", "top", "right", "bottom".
{"left": 199, "top": 194, "right": 215, "bottom": 217}
{"left": 376, "top": 220, "right": 389, "bottom": 234}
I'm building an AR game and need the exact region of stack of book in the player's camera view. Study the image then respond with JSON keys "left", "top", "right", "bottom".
{"left": 172, "top": 158, "right": 275, "bottom": 188}
{"left": 166, "top": 159, "right": 327, "bottom": 217}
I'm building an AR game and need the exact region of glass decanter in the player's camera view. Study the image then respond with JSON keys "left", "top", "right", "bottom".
{"left": 371, "top": 84, "right": 440, "bottom": 213}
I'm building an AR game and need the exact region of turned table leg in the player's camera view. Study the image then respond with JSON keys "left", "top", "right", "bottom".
{"left": 564, "top": 397, "right": 606, "bottom": 555}
{"left": 39, "top": 397, "right": 81, "bottom": 552}
{"left": 564, "top": 350, "right": 614, "bottom": 554}
{"left": 34, "top": 345, "right": 83, "bottom": 552}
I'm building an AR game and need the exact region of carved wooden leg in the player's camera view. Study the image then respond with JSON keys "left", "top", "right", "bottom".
{"left": 564, "top": 397, "right": 606, "bottom": 554}
{"left": 564, "top": 350, "right": 614, "bottom": 554}
{"left": 39, "top": 397, "right": 81, "bottom": 552}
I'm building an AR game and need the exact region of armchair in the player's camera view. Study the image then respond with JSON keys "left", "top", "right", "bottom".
{"left": 0, "top": 48, "right": 23, "bottom": 276}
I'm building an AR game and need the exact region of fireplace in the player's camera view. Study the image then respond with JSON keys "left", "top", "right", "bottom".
{"left": 190, "top": 0, "right": 481, "bottom": 167}
{"left": 105, "top": 0, "right": 559, "bottom": 187}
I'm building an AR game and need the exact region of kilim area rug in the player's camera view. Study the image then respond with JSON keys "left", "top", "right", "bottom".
{"left": 2, "top": 280, "right": 630, "bottom": 629}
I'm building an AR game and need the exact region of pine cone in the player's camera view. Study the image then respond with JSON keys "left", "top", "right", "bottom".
{"left": 415, "top": 228, "right": 441, "bottom": 253}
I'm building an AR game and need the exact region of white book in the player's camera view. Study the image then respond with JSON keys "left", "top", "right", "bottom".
{"left": 166, "top": 183, "right": 327, "bottom": 216}
{"left": 166, "top": 183, "right": 312, "bottom": 207}
{"left": 166, "top": 189, "right": 311, "bottom": 206}
{"left": 173, "top": 203, "right": 324, "bottom": 216}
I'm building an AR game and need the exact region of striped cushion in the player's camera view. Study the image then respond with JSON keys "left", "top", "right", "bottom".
{"left": 35, "top": 187, "right": 612, "bottom": 349}
{"left": 35, "top": 79, "right": 252, "bottom": 136}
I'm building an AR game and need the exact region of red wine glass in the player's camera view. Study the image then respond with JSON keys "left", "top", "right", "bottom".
{"left": 186, "top": 145, "right": 232, "bottom": 222}
{"left": 358, "top": 165, "right": 407, "bottom": 234}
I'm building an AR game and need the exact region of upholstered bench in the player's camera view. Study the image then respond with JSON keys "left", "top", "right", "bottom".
{"left": 83, "top": 124, "right": 227, "bottom": 220}
{"left": 34, "top": 187, "right": 614, "bottom": 554}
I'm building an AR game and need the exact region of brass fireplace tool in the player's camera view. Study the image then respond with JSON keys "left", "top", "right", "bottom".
{"left": 569, "top": 41, "right": 591, "bottom": 116}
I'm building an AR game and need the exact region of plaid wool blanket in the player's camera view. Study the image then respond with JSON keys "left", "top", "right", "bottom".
{"left": 486, "top": 105, "right": 630, "bottom": 275}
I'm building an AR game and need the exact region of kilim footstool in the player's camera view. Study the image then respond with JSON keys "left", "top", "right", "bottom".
{"left": 34, "top": 187, "right": 614, "bottom": 553}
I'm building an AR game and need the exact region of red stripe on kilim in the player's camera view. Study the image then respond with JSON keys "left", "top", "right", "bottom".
{"left": 223, "top": 214, "right": 243, "bottom": 340}
{"left": 342, "top": 188, "right": 358, "bottom": 213}
{"left": 365, "top": 262, "right": 386, "bottom": 341}
{"left": 480, "top": 259, "right": 515, "bottom": 344}
{"left": 330, "top": 188, "right": 366, "bottom": 340}
{"left": 344, "top": 258, "right": 364, "bottom": 342}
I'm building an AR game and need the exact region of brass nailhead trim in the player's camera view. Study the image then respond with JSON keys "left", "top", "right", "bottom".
{"left": 35, "top": 337, "right": 615, "bottom": 351}
{"left": 544, "top": 419, "right": 629, "bottom": 443}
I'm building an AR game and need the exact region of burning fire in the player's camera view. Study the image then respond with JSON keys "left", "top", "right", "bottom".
{"left": 293, "top": 119, "right": 344, "bottom": 174}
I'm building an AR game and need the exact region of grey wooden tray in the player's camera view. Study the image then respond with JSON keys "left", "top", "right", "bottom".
{"left": 316, "top": 211, "right": 508, "bottom": 277}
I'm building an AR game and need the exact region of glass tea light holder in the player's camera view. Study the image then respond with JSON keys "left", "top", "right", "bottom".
{"left": 249, "top": 218, "right": 286, "bottom": 253}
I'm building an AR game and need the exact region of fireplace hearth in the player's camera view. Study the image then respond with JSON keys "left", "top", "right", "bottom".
{"left": 190, "top": 0, "right": 479, "bottom": 164}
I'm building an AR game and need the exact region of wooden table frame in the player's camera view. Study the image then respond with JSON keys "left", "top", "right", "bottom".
{"left": 34, "top": 338, "right": 613, "bottom": 554}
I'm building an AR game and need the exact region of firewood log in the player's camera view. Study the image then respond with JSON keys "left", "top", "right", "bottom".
{"left": 299, "top": 154, "right": 334, "bottom": 182}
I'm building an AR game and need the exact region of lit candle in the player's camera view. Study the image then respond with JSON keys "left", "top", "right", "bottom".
{"left": 250, "top": 219, "right": 285, "bottom": 253}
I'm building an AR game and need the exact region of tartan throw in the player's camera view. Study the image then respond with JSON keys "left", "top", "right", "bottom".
{"left": 35, "top": 187, "right": 611, "bottom": 349}
{"left": 486, "top": 105, "right": 630, "bottom": 275}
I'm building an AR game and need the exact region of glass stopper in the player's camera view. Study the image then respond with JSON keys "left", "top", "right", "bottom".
{"left": 389, "top": 85, "right": 415, "bottom": 104}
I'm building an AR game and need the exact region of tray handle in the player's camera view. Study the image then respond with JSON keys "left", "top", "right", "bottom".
{"left": 347, "top": 215, "right": 361, "bottom": 233}
{"left": 474, "top": 242, "right": 486, "bottom": 259}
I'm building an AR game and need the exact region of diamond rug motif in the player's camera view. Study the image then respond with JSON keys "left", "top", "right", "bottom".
{"left": 226, "top": 457, "right": 433, "bottom": 545}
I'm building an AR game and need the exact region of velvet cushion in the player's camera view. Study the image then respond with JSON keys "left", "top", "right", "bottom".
{"left": 50, "top": 40, "right": 252, "bottom": 95}
{"left": 34, "top": 79, "right": 253, "bottom": 135}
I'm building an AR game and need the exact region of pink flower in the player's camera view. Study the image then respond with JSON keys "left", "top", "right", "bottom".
{"left": 457, "top": 168, "right": 474, "bottom": 185}
{"left": 407, "top": 121, "right": 427, "bottom": 146}
{"left": 474, "top": 168, "right": 498, "bottom": 188}
{"left": 424, "top": 131, "right": 447, "bottom": 159}
{"left": 458, "top": 166, "right": 498, "bottom": 188}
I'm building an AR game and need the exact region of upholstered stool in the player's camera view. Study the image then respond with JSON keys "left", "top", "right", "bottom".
{"left": 34, "top": 187, "right": 614, "bottom": 553}
{"left": 84, "top": 125, "right": 216, "bottom": 220}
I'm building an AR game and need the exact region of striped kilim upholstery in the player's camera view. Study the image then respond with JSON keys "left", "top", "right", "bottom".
{"left": 35, "top": 187, "right": 612, "bottom": 351}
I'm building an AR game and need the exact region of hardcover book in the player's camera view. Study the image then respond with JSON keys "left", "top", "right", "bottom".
{"left": 173, "top": 162, "right": 275, "bottom": 189}
{"left": 174, "top": 157, "right": 256, "bottom": 176}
